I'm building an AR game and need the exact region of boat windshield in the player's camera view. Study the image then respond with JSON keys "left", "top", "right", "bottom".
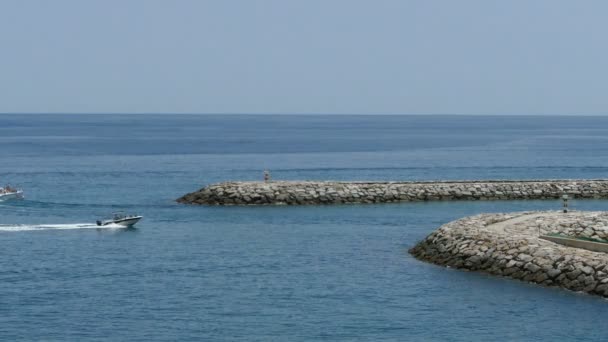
{"left": 111, "top": 213, "right": 137, "bottom": 220}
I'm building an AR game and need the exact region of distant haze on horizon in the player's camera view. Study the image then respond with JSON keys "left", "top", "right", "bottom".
{"left": 1, "top": 1, "right": 607, "bottom": 115}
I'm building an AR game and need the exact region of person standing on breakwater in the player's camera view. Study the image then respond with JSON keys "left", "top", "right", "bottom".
{"left": 264, "top": 170, "right": 271, "bottom": 182}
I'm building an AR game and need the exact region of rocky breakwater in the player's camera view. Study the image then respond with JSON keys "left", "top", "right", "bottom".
{"left": 410, "top": 211, "right": 608, "bottom": 298}
{"left": 177, "top": 179, "right": 608, "bottom": 206}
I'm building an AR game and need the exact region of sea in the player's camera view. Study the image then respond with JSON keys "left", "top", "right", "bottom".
{"left": 2, "top": 114, "right": 608, "bottom": 341}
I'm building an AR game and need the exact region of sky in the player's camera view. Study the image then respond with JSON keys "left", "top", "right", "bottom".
{"left": 0, "top": 0, "right": 606, "bottom": 115}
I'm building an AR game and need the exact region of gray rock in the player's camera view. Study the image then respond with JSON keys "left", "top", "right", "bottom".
{"left": 408, "top": 209, "right": 608, "bottom": 299}
{"left": 177, "top": 180, "right": 608, "bottom": 206}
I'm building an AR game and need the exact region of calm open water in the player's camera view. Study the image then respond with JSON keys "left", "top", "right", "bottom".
{"left": 2, "top": 114, "right": 608, "bottom": 341}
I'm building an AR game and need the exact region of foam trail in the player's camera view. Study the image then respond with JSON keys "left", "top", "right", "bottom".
{"left": 0, "top": 223, "right": 126, "bottom": 232}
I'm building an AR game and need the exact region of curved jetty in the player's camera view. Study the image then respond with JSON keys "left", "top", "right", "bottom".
{"left": 177, "top": 179, "right": 608, "bottom": 206}
{"left": 410, "top": 211, "right": 608, "bottom": 298}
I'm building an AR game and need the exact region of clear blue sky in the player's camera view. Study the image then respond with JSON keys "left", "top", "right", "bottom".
{"left": 1, "top": 0, "right": 606, "bottom": 115}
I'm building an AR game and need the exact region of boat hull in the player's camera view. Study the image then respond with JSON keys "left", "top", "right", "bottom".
{"left": 0, "top": 191, "right": 24, "bottom": 201}
{"left": 98, "top": 216, "right": 142, "bottom": 227}
{"left": 113, "top": 217, "right": 142, "bottom": 227}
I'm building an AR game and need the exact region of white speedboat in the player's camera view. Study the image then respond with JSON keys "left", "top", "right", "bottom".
{"left": 0, "top": 187, "right": 24, "bottom": 201}
{"left": 96, "top": 213, "right": 143, "bottom": 227}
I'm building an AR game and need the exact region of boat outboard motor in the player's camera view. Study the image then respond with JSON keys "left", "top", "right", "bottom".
{"left": 96, "top": 220, "right": 102, "bottom": 226}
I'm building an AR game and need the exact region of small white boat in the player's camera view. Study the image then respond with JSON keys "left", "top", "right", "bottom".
{"left": 96, "top": 213, "right": 143, "bottom": 227}
{"left": 0, "top": 186, "right": 24, "bottom": 201}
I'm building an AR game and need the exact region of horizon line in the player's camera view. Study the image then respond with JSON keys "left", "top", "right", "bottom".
{"left": 1, "top": 112, "right": 608, "bottom": 117}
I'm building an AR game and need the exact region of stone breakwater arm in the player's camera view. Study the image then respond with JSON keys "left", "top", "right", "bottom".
{"left": 177, "top": 180, "right": 608, "bottom": 205}
{"left": 409, "top": 211, "right": 608, "bottom": 298}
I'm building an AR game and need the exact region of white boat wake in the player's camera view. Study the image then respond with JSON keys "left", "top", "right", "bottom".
{"left": 0, "top": 223, "right": 126, "bottom": 232}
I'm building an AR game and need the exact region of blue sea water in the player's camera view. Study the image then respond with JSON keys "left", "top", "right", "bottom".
{"left": 2, "top": 114, "right": 608, "bottom": 341}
